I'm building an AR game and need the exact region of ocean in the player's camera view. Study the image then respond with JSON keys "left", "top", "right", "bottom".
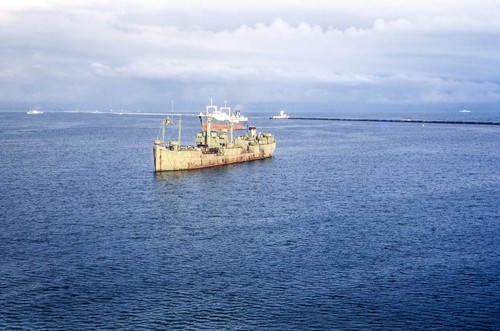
{"left": 1, "top": 109, "right": 499, "bottom": 329}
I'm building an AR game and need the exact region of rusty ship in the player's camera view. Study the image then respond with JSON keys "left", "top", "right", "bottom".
{"left": 153, "top": 106, "right": 276, "bottom": 172}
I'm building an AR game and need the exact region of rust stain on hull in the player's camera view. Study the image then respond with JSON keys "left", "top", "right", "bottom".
{"left": 153, "top": 142, "right": 276, "bottom": 172}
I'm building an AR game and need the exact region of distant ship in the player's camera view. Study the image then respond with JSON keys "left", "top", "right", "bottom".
{"left": 270, "top": 110, "right": 289, "bottom": 119}
{"left": 198, "top": 100, "right": 248, "bottom": 130}
{"left": 27, "top": 109, "right": 44, "bottom": 115}
{"left": 153, "top": 112, "right": 276, "bottom": 172}
{"left": 459, "top": 109, "right": 471, "bottom": 113}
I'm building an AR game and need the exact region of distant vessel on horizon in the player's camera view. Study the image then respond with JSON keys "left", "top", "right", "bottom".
{"left": 270, "top": 110, "right": 289, "bottom": 119}
{"left": 27, "top": 108, "right": 44, "bottom": 115}
{"left": 459, "top": 109, "right": 471, "bottom": 113}
{"left": 198, "top": 99, "right": 248, "bottom": 130}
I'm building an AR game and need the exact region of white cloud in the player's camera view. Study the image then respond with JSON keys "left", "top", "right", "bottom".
{"left": 1, "top": 0, "right": 500, "bottom": 110}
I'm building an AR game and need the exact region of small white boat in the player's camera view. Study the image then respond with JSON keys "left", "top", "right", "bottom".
{"left": 459, "top": 109, "right": 471, "bottom": 113}
{"left": 27, "top": 109, "right": 44, "bottom": 115}
{"left": 270, "top": 110, "right": 289, "bottom": 119}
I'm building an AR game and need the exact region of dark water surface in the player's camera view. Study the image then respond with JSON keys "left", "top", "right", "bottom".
{"left": 1, "top": 111, "right": 499, "bottom": 329}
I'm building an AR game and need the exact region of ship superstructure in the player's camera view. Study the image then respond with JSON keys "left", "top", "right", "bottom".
{"left": 198, "top": 100, "right": 248, "bottom": 130}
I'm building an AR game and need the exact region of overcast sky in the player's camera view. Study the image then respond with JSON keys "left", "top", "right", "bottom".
{"left": 1, "top": 0, "right": 499, "bottom": 112}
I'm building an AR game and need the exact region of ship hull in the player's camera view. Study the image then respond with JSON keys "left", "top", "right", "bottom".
{"left": 154, "top": 142, "right": 276, "bottom": 172}
{"left": 199, "top": 116, "right": 247, "bottom": 131}
{"left": 201, "top": 123, "right": 246, "bottom": 131}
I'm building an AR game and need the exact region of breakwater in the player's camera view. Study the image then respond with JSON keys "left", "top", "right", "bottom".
{"left": 288, "top": 117, "right": 500, "bottom": 126}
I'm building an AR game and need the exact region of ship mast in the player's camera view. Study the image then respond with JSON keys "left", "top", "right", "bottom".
{"left": 178, "top": 115, "right": 181, "bottom": 147}
{"left": 206, "top": 111, "right": 212, "bottom": 146}
{"left": 225, "top": 100, "right": 230, "bottom": 117}
{"left": 161, "top": 120, "right": 165, "bottom": 143}
{"left": 171, "top": 100, "right": 181, "bottom": 146}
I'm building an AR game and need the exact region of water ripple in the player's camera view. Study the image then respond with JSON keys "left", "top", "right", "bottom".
{"left": 1, "top": 112, "right": 498, "bottom": 329}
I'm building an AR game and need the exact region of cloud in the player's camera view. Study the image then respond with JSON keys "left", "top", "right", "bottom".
{"left": 1, "top": 1, "right": 500, "bottom": 110}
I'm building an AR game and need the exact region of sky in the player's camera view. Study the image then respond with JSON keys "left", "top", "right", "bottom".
{"left": 1, "top": 0, "right": 500, "bottom": 112}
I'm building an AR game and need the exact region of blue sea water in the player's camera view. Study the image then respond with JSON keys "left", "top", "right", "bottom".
{"left": 1, "top": 110, "right": 499, "bottom": 329}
